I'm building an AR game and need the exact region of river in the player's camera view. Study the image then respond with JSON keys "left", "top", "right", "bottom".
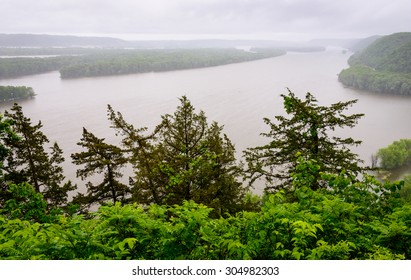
{"left": 1, "top": 49, "right": 411, "bottom": 192}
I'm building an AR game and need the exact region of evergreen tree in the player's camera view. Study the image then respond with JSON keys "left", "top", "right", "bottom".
{"left": 71, "top": 127, "right": 129, "bottom": 207}
{"left": 244, "top": 89, "right": 365, "bottom": 191}
{"left": 107, "top": 104, "right": 161, "bottom": 204}
{"left": 0, "top": 114, "right": 15, "bottom": 176}
{"left": 108, "top": 97, "right": 246, "bottom": 216}
{"left": 154, "top": 97, "right": 245, "bottom": 215}
{"left": 0, "top": 113, "right": 17, "bottom": 207}
{"left": 2, "top": 103, "right": 75, "bottom": 207}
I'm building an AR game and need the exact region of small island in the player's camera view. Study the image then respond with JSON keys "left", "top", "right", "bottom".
{"left": 0, "top": 85, "right": 36, "bottom": 103}
{"left": 338, "top": 32, "right": 411, "bottom": 95}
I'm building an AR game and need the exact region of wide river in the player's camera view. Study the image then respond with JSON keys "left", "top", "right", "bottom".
{"left": 1, "top": 49, "right": 411, "bottom": 193}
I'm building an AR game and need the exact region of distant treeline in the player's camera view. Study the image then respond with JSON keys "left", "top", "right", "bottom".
{"left": 338, "top": 32, "right": 411, "bottom": 95}
{"left": 339, "top": 66, "right": 411, "bottom": 95}
{"left": 0, "top": 56, "right": 69, "bottom": 79}
{"left": 0, "top": 86, "right": 35, "bottom": 102}
{"left": 0, "top": 33, "right": 328, "bottom": 50}
{"left": 377, "top": 139, "right": 411, "bottom": 170}
{"left": 0, "top": 33, "right": 126, "bottom": 48}
{"left": 0, "top": 48, "right": 286, "bottom": 79}
{"left": 0, "top": 47, "right": 102, "bottom": 56}
{"left": 60, "top": 48, "right": 285, "bottom": 79}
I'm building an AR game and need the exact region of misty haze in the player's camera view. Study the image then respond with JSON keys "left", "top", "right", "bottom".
{"left": 1, "top": 0, "right": 411, "bottom": 264}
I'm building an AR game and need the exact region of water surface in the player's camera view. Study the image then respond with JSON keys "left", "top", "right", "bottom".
{"left": 1, "top": 50, "right": 410, "bottom": 191}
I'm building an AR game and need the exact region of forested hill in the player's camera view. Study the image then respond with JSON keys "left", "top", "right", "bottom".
{"left": 348, "top": 32, "right": 411, "bottom": 72}
{"left": 338, "top": 32, "right": 411, "bottom": 95}
{"left": 347, "top": 35, "right": 381, "bottom": 53}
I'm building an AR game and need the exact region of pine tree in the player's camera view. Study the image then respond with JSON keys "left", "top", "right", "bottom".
{"left": 244, "top": 89, "right": 365, "bottom": 191}
{"left": 71, "top": 127, "right": 129, "bottom": 207}
{"left": 108, "top": 97, "right": 247, "bottom": 216}
{"left": 155, "top": 97, "right": 245, "bottom": 212}
{"left": 107, "top": 104, "right": 161, "bottom": 204}
{"left": 0, "top": 113, "right": 17, "bottom": 207}
{"left": 0, "top": 114, "right": 16, "bottom": 177}
{"left": 2, "top": 103, "right": 75, "bottom": 207}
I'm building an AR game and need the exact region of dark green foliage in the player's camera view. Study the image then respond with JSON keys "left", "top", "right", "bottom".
{"left": 106, "top": 104, "right": 161, "bottom": 205}
{"left": 0, "top": 86, "right": 35, "bottom": 103}
{"left": 154, "top": 97, "right": 246, "bottom": 216}
{"left": 338, "top": 66, "right": 411, "bottom": 95}
{"left": 0, "top": 114, "right": 17, "bottom": 207}
{"left": 339, "top": 32, "right": 411, "bottom": 95}
{"left": 0, "top": 56, "right": 69, "bottom": 79}
{"left": 2, "top": 104, "right": 75, "bottom": 207}
{"left": 1, "top": 183, "right": 49, "bottom": 223}
{"left": 377, "top": 139, "right": 411, "bottom": 170}
{"left": 0, "top": 161, "right": 408, "bottom": 260}
{"left": 0, "top": 113, "right": 15, "bottom": 175}
{"left": 244, "top": 89, "right": 365, "bottom": 191}
{"left": 0, "top": 48, "right": 285, "bottom": 79}
{"left": 0, "top": 93, "right": 410, "bottom": 260}
{"left": 59, "top": 48, "right": 285, "bottom": 79}
{"left": 108, "top": 97, "right": 246, "bottom": 217}
{"left": 3, "top": 104, "right": 51, "bottom": 191}
{"left": 400, "top": 175, "right": 411, "bottom": 202}
{"left": 71, "top": 128, "right": 130, "bottom": 207}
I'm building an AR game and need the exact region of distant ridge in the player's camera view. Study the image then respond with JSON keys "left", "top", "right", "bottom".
{"left": 0, "top": 33, "right": 326, "bottom": 50}
{"left": 0, "top": 33, "right": 127, "bottom": 47}
{"left": 1, "top": 33, "right": 386, "bottom": 52}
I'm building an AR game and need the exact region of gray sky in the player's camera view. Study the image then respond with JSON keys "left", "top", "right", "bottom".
{"left": 1, "top": 0, "right": 410, "bottom": 40}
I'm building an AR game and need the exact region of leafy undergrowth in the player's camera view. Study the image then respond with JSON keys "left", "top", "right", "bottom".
{"left": 1, "top": 169, "right": 410, "bottom": 260}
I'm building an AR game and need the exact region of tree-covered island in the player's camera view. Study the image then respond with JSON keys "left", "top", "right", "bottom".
{"left": 0, "top": 86, "right": 35, "bottom": 103}
{"left": 0, "top": 48, "right": 286, "bottom": 79}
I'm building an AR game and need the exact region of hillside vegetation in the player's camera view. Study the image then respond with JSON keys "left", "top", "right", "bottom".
{"left": 339, "top": 32, "right": 411, "bottom": 95}
{"left": 1, "top": 91, "right": 411, "bottom": 260}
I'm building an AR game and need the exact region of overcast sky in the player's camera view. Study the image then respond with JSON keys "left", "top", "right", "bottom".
{"left": 1, "top": 0, "right": 410, "bottom": 40}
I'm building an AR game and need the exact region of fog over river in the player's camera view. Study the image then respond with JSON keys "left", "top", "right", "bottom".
{"left": 1, "top": 49, "right": 411, "bottom": 193}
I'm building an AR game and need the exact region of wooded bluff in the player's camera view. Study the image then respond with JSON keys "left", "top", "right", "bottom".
{"left": 339, "top": 32, "right": 411, "bottom": 95}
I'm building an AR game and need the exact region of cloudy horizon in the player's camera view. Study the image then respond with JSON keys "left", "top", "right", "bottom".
{"left": 1, "top": 0, "right": 410, "bottom": 41}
